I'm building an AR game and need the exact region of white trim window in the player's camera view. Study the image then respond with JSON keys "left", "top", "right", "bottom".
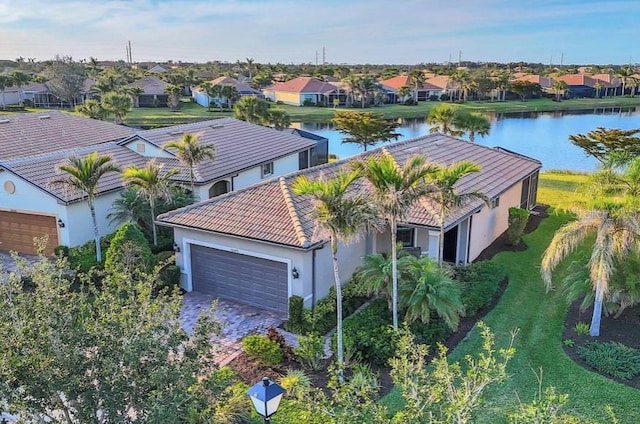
{"left": 261, "top": 162, "right": 274, "bottom": 178}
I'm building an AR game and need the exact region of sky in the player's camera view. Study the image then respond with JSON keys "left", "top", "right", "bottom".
{"left": 1, "top": 0, "right": 639, "bottom": 65}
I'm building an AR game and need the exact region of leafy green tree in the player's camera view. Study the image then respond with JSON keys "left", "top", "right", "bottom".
{"left": 165, "top": 133, "right": 215, "bottom": 197}
{"left": 8, "top": 70, "right": 30, "bottom": 104}
{"left": 427, "top": 104, "right": 463, "bottom": 136}
{"left": 292, "top": 171, "right": 379, "bottom": 380}
{"left": 408, "top": 70, "right": 425, "bottom": 102}
{"left": 220, "top": 84, "right": 239, "bottom": 108}
{"left": 122, "top": 160, "right": 179, "bottom": 246}
{"left": 510, "top": 80, "right": 542, "bottom": 102}
{"left": 165, "top": 84, "right": 183, "bottom": 110}
{"left": 104, "top": 222, "right": 153, "bottom": 277}
{"left": 265, "top": 108, "right": 291, "bottom": 130}
{"left": 568, "top": 127, "right": 640, "bottom": 166}
{"left": 0, "top": 73, "right": 11, "bottom": 109}
{"left": 428, "top": 161, "right": 486, "bottom": 265}
{"left": 233, "top": 95, "right": 270, "bottom": 124}
{"left": 399, "top": 255, "right": 465, "bottom": 330}
{"left": 52, "top": 152, "right": 120, "bottom": 262}
{"left": 101, "top": 91, "right": 132, "bottom": 124}
{"left": 455, "top": 111, "right": 491, "bottom": 142}
{"left": 352, "top": 153, "right": 438, "bottom": 329}
{"left": 541, "top": 200, "right": 640, "bottom": 336}
{"left": 332, "top": 110, "right": 400, "bottom": 151}
{"left": 75, "top": 98, "right": 109, "bottom": 120}
{"left": 43, "top": 55, "right": 87, "bottom": 107}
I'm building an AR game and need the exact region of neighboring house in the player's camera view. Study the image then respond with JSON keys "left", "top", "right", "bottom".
{"left": 381, "top": 75, "right": 444, "bottom": 101}
{"left": 0, "top": 86, "right": 21, "bottom": 106}
{"left": 147, "top": 64, "right": 169, "bottom": 74}
{"left": 157, "top": 134, "right": 541, "bottom": 314}
{"left": 0, "top": 112, "right": 328, "bottom": 255}
{"left": 18, "top": 79, "right": 95, "bottom": 108}
{"left": 191, "top": 76, "right": 264, "bottom": 108}
{"left": 591, "top": 74, "right": 622, "bottom": 96}
{"left": 127, "top": 76, "right": 170, "bottom": 107}
{"left": 425, "top": 75, "right": 459, "bottom": 99}
{"left": 511, "top": 74, "right": 554, "bottom": 93}
{"left": 555, "top": 74, "right": 597, "bottom": 98}
{"left": 263, "top": 76, "right": 343, "bottom": 106}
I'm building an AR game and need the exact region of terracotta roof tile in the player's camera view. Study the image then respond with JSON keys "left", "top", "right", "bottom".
{"left": 264, "top": 77, "right": 339, "bottom": 94}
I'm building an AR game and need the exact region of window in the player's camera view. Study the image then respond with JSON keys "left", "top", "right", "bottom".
{"left": 299, "top": 150, "right": 310, "bottom": 170}
{"left": 209, "top": 180, "right": 230, "bottom": 198}
{"left": 396, "top": 227, "right": 415, "bottom": 247}
{"left": 261, "top": 162, "right": 274, "bottom": 178}
{"left": 136, "top": 143, "right": 146, "bottom": 153}
{"left": 490, "top": 197, "right": 500, "bottom": 209}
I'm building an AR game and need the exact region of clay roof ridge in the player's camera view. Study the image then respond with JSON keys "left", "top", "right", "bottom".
{"left": 279, "top": 176, "right": 310, "bottom": 248}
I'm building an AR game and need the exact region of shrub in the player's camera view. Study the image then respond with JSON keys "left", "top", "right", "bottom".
{"left": 53, "top": 245, "right": 69, "bottom": 258}
{"left": 303, "top": 278, "right": 369, "bottom": 335}
{"left": 409, "top": 317, "right": 450, "bottom": 346}
{"left": 285, "top": 295, "right": 305, "bottom": 333}
{"left": 158, "top": 264, "right": 181, "bottom": 291}
{"left": 455, "top": 261, "right": 506, "bottom": 316}
{"left": 104, "top": 223, "right": 153, "bottom": 277}
{"left": 267, "top": 326, "right": 294, "bottom": 361}
{"left": 429, "top": 95, "right": 440, "bottom": 101}
{"left": 279, "top": 369, "right": 312, "bottom": 400}
{"left": 578, "top": 341, "right": 640, "bottom": 380}
{"left": 302, "top": 99, "right": 316, "bottom": 106}
{"left": 506, "top": 207, "right": 530, "bottom": 245}
{"left": 341, "top": 299, "right": 398, "bottom": 365}
{"left": 294, "top": 333, "right": 325, "bottom": 371}
{"left": 242, "top": 335, "right": 283, "bottom": 367}
{"left": 574, "top": 322, "right": 590, "bottom": 336}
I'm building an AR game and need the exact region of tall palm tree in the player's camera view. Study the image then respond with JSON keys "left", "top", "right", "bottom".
{"left": 165, "top": 133, "right": 215, "bottom": 198}
{"left": 408, "top": 70, "right": 425, "bottom": 103}
{"left": 264, "top": 108, "right": 291, "bottom": 130}
{"left": 593, "top": 81, "right": 603, "bottom": 99}
{"left": 52, "top": 152, "right": 120, "bottom": 262}
{"left": 552, "top": 80, "right": 568, "bottom": 101}
{"left": 122, "top": 160, "right": 179, "bottom": 246}
{"left": 541, "top": 200, "right": 640, "bottom": 336}
{"left": 352, "top": 153, "right": 439, "bottom": 330}
{"left": 101, "top": 92, "right": 132, "bottom": 124}
{"left": 233, "top": 96, "right": 269, "bottom": 124}
{"left": 454, "top": 112, "right": 491, "bottom": 142}
{"left": 617, "top": 66, "right": 634, "bottom": 96}
{"left": 426, "top": 104, "right": 463, "bottom": 136}
{"left": 291, "top": 170, "right": 379, "bottom": 380}
{"left": 397, "top": 85, "right": 412, "bottom": 103}
{"left": 8, "top": 71, "right": 30, "bottom": 105}
{"left": 0, "top": 74, "right": 11, "bottom": 110}
{"left": 428, "top": 161, "right": 485, "bottom": 265}
{"left": 220, "top": 85, "right": 239, "bottom": 108}
{"left": 626, "top": 76, "right": 639, "bottom": 98}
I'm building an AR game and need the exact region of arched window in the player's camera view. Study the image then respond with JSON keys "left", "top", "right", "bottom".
{"left": 209, "top": 180, "right": 230, "bottom": 198}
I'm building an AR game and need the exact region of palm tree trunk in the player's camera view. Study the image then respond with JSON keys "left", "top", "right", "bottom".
{"left": 331, "top": 236, "right": 344, "bottom": 382}
{"left": 150, "top": 200, "right": 158, "bottom": 246}
{"left": 469, "top": 132, "right": 476, "bottom": 143}
{"left": 89, "top": 202, "right": 102, "bottom": 263}
{"left": 590, "top": 283, "right": 604, "bottom": 336}
{"left": 190, "top": 167, "right": 196, "bottom": 200}
{"left": 390, "top": 218, "right": 399, "bottom": 330}
{"left": 439, "top": 206, "right": 445, "bottom": 266}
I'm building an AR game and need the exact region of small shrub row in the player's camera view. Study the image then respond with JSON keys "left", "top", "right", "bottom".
{"left": 578, "top": 341, "right": 640, "bottom": 380}
{"left": 242, "top": 334, "right": 283, "bottom": 367}
{"left": 507, "top": 207, "right": 530, "bottom": 245}
{"left": 454, "top": 261, "right": 506, "bottom": 316}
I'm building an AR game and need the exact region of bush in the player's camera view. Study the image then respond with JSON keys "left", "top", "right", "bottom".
{"left": 429, "top": 95, "right": 440, "bottom": 101}
{"left": 574, "top": 322, "right": 590, "bottom": 336}
{"left": 302, "top": 99, "right": 316, "bottom": 106}
{"left": 267, "top": 326, "right": 294, "bottom": 361}
{"left": 158, "top": 264, "right": 181, "bottom": 291}
{"left": 455, "top": 261, "right": 506, "bottom": 316}
{"left": 440, "top": 94, "right": 451, "bottom": 101}
{"left": 341, "top": 299, "right": 398, "bottom": 365}
{"left": 294, "top": 333, "right": 325, "bottom": 371}
{"left": 53, "top": 245, "right": 69, "bottom": 258}
{"left": 242, "top": 335, "right": 283, "bottom": 367}
{"left": 285, "top": 295, "right": 305, "bottom": 333}
{"left": 507, "top": 207, "right": 530, "bottom": 245}
{"left": 578, "top": 341, "right": 640, "bottom": 380}
{"left": 104, "top": 223, "right": 153, "bottom": 276}
{"left": 403, "top": 98, "right": 417, "bottom": 106}
{"left": 409, "top": 317, "right": 450, "bottom": 346}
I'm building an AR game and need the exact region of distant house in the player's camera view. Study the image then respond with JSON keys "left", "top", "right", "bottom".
{"left": 381, "top": 75, "right": 443, "bottom": 101}
{"left": 425, "top": 75, "right": 460, "bottom": 100}
{"left": 147, "top": 64, "right": 169, "bottom": 74}
{"left": 512, "top": 74, "right": 554, "bottom": 93}
{"left": 17, "top": 79, "right": 95, "bottom": 108}
{"left": 127, "top": 76, "right": 170, "bottom": 107}
{"left": 192, "top": 76, "right": 263, "bottom": 108}
{"left": 555, "top": 74, "right": 597, "bottom": 98}
{"left": 0, "top": 113, "right": 327, "bottom": 255}
{"left": 158, "top": 134, "right": 541, "bottom": 314}
{"left": 591, "top": 74, "right": 622, "bottom": 97}
{"left": 263, "top": 77, "right": 343, "bottom": 106}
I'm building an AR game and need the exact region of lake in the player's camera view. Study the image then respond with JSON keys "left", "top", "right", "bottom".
{"left": 292, "top": 108, "right": 640, "bottom": 172}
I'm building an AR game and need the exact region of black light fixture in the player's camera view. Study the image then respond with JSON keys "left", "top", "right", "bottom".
{"left": 57, "top": 218, "right": 65, "bottom": 228}
{"left": 291, "top": 267, "right": 299, "bottom": 279}
{"left": 247, "top": 377, "right": 285, "bottom": 423}
{"left": 172, "top": 242, "right": 180, "bottom": 253}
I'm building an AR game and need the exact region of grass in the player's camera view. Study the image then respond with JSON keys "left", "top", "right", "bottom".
{"left": 384, "top": 171, "right": 640, "bottom": 423}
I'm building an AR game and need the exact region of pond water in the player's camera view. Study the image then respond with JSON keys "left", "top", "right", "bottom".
{"left": 293, "top": 108, "right": 640, "bottom": 172}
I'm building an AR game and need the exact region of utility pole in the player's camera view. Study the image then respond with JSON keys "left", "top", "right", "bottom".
{"left": 322, "top": 47, "right": 326, "bottom": 65}
{"left": 315, "top": 50, "right": 318, "bottom": 66}
{"left": 560, "top": 52, "right": 564, "bottom": 67}
{"left": 458, "top": 50, "right": 462, "bottom": 67}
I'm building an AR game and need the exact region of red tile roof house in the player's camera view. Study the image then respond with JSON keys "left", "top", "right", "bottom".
{"left": 555, "top": 74, "right": 598, "bottom": 98}
{"left": 157, "top": 135, "right": 541, "bottom": 314}
{"left": 511, "top": 74, "right": 555, "bottom": 93}
{"left": 0, "top": 112, "right": 326, "bottom": 255}
{"left": 381, "top": 75, "right": 444, "bottom": 102}
{"left": 263, "top": 77, "right": 343, "bottom": 106}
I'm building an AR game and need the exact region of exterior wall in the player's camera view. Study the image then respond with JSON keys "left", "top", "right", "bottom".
{"left": 272, "top": 91, "right": 303, "bottom": 106}
{"left": 62, "top": 192, "right": 122, "bottom": 246}
{"left": 232, "top": 153, "right": 300, "bottom": 190}
{"left": 122, "top": 140, "right": 173, "bottom": 158}
{"left": 312, "top": 238, "right": 368, "bottom": 303}
{"left": 468, "top": 182, "right": 522, "bottom": 261}
{"left": 192, "top": 90, "right": 210, "bottom": 108}
{"left": 0, "top": 91, "right": 21, "bottom": 106}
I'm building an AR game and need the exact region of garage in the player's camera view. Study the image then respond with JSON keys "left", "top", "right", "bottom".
{"left": 190, "top": 244, "right": 289, "bottom": 314}
{"left": 0, "top": 211, "right": 59, "bottom": 255}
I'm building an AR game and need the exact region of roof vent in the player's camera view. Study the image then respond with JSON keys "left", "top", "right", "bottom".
{"left": 169, "top": 130, "right": 184, "bottom": 136}
{"left": 210, "top": 124, "right": 224, "bottom": 129}
{"left": 0, "top": 119, "right": 10, "bottom": 124}
{"left": 38, "top": 115, "right": 51, "bottom": 119}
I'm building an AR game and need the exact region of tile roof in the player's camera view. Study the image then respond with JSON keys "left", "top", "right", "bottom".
{"left": 0, "top": 111, "right": 134, "bottom": 161}
{"left": 426, "top": 75, "right": 457, "bottom": 90}
{"left": 556, "top": 74, "right": 597, "bottom": 87}
{"left": 264, "top": 77, "right": 339, "bottom": 94}
{"left": 381, "top": 75, "right": 441, "bottom": 91}
{"left": 130, "top": 117, "right": 317, "bottom": 183}
{"left": 158, "top": 134, "right": 541, "bottom": 248}
{"left": 592, "top": 74, "right": 621, "bottom": 87}
{"left": 512, "top": 74, "right": 554, "bottom": 89}
{"left": 127, "top": 76, "right": 170, "bottom": 95}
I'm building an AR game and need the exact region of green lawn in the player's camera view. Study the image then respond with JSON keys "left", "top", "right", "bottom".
{"left": 384, "top": 171, "right": 640, "bottom": 423}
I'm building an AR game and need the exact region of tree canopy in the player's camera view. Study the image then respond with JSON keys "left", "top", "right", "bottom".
{"left": 569, "top": 127, "right": 640, "bottom": 165}
{"left": 332, "top": 110, "right": 400, "bottom": 151}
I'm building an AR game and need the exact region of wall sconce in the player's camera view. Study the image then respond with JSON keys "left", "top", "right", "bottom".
{"left": 57, "top": 218, "right": 65, "bottom": 228}
{"left": 172, "top": 242, "right": 181, "bottom": 253}
{"left": 291, "top": 267, "right": 299, "bottom": 279}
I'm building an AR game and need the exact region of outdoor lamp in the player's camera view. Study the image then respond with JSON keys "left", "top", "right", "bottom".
{"left": 247, "top": 377, "right": 285, "bottom": 423}
{"left": 57, "top": 218, "right": 65, "bottom": 228}
{"left": 291, "top": 267, "right": 299, "bottom": 279}
{"left": 172, "top": 242, "right": 180, "bottom": 252}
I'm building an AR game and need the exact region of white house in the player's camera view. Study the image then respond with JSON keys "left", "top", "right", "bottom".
{"left": 0, "top": 112, "right": 328, "bottom": 255}
{"left": 157, "top": 134, "right": 541, "bottom": 315}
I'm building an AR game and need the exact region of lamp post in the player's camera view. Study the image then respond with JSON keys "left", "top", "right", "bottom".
{"left": 246, "top": 377, "right": 285, "bottom": 423}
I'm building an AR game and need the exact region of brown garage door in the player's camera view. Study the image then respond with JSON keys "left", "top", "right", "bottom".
{"left": 0, "top": 211, "right": 59, "bottom": 255}
{"left": 190, "top": 244, "right": 289, "bottom": 314}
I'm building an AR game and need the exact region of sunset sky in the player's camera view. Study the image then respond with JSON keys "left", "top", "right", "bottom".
{"left": 1, "top": 0, "right": 639, "bottom": 65}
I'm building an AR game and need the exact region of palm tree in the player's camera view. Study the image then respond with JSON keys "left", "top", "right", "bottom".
{"left": 356, "top": 76, "right": 379, "bottom": 108}
{"left": 101, "top": 92, "right": 132, "bottom": 124}
{"left": 220, "top": 85, "right": 239, "bottom": 108}
{"left": 52, "top": 152, "right": 120, "bottom": 262}
{"left": 233, "top": 96, "right": 269, "bottom": 124}
{"left": 264, "top": 108, "right": 291, "bottom": 130}
{"left": 594, "top": 81, "right": 603, "bottom": 98}
{"left": 399, "top": 255, "right": 465, "bottom": 330}
{"left": 291, "top": 170, "right": 379, "bottom": 380}
{"left": 165, "top": 84, "right": 182, "bottom": 110}
{"left": 122, "top": 160, "right": 179, "bottom": 246}
{"left": 0, "top": 74, "right": 11, "bottom": 110}
{"left": 426, "top": 104, "right": 463, "bottom": 136}
{"left": 617, "top": 66, "right": 634, "bottom": 96}
{"left": 397, "top": 85, "right": 412, "bottom": 103}
{"left": 552, "top": 80, "right": 568, "bottom": 101}
{"left": 8, "top": 71, "right": 30, "bottom": 105}
{"left": 408, "top": 70, "right": 425, "bottom": 103}
{"left": 352, "top": 153, "right": 439, "bottom": 330}
{"left": 455, "top": 112, "right": 491, "bottom": 142}
{"left": 428, "top": 161, "right": 486, "bottom": 265}
{"left": 165, "top": 133, "right": 215, "bottom": 199}
{"left": 76, "top": 99, "right": 109, "bottom": 120}
{"left": 626, "top": 76, "right": 639, "bottom": 98}
{"left": 541, "top": 200, "right": 640, "bottom": 336}
{"left": 357, "top": 252, "right": 411, "bottom": 311}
